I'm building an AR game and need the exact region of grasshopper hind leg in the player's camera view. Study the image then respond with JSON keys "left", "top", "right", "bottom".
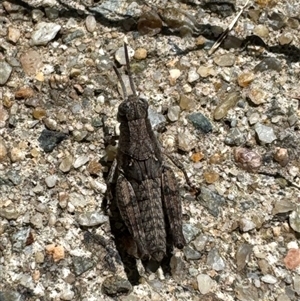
{"left": 161, "top": 166, "right": 186, "bottom": 249}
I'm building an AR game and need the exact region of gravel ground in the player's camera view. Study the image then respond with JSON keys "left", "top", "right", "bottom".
{"left": 1, "top": 0, "right": 300, "bottom": 300}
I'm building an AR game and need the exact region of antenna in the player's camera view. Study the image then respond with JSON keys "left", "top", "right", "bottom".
{"left": 113, "top": 65, "right": 127, "bottom": 100}
{"left": 124, "top": 42, "right": 137, "bottom": 97}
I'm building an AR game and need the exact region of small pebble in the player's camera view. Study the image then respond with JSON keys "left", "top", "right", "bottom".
{"left": 214, "top": 53, "right": 236, "bottom": 67}
{"left": 31, "top": 22, "right": 61, "bottom": 46}
{"left": 238, "top": 72, "right": 255, "bottom": 88}
{"left": 77, "top": 212, "right": 108, "bottom": 227}
{"left": 253, "top": 24, "right": 269, "bottom": 38}
{"left": 188, "top": 112, "right": 212, "bottom": 133}
{"left": 85, "top": 15, "right": 96, "bottom": 32}
{"left": 284, "top": 249, "right": 300, "bottom": 270}
{"left": 7, "top": 26, "right": 21, "bottom": 44}
{"left": 73, "top": 155, "right": 89, "bottom": 169}
{"left": 10, "top": 147, "right": 25, "bottom": 162}
{"left": 87, "top": 160, "right": 102, "bottom": 175}
{"left": 167, "top": 105, "right": 180, "bottom": 122}
{"left": 196, "top": 274, "right": 215, "bottom": 294}
{"left": 248, "top": 89, "right": 267, "bottom": 105}
{"left": 45, "top": 244, "right": 65, "bottom": 262}
{"left": 134, "top": 48, "right": 147, "bottom": 60}
{"left": 169, "top": 69, "right": 181, "bottom": 85}
{"left": 207, "top": 248, "right": 226, "bottom": 271}
{"left": 20, "top": 50, "right": 43, "bottom": 76}
{"left": 191, "top": 152, "right": 204, "bottom": 163}
{"left": 234, "top": 147, "right": 261, "bottom": 172}
{"left": 278, "top": 32, "right": 293, "bottom": 45}
{"left": 45, "top": 175, "right": 57, "bottom": 188}
{"left": 0, "top": 61, "right": 12, "bottom": 85}
{"left": 178, "top": 129, "right": 195, "bottom": 152}
{"left": 30, "top": 212, "right": 43, "bottom": 228}
{"left": 115, "top": 45, "right": 134, "bottom": 65}
{"left": 214, "top": 92, "right": 239, "bottom": 120}
{"left": 203, "top": 171, "right": 219, "bottom": 184}
{"left": 255, "top": 123, "right": 277, "bottom": 144}
{"left": 32, "top": 107, "right": 46, "bottom": 120}
{"left": 274, "top": 148, "right": 289, "bottom": 167}
{"left": 15, "top": 86, "right": 35, "bottom": 99}
{"left": 59, "top": 155, "right": 73, "bottom": 173}
{"left": 261, "top": 274, "right": 277, "bottom": 284}
{"left": 187, "top": 68, "right": 199, "bottom": 83}
{"left": 0, "top": 139, "right": 8, "bottom": 160}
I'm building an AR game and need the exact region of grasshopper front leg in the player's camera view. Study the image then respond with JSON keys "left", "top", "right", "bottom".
{"left": 162, "top": 166, "right": 186, "bottom": 249}
{"left": 116, "top": 173, "right": 150, "bottom": 261}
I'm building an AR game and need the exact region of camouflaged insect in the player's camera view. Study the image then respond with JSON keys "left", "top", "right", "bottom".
{"left": 107, "top": 43, "right": 186, "bottom": 263}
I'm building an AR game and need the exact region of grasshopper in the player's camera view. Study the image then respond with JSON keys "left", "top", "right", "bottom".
{"left": 107, "top": 43, "right": 186, "bottom": 265}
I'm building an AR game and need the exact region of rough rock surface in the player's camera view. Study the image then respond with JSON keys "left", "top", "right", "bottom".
{"left": 1, "top": 1, "right": 300, "bottom": 300}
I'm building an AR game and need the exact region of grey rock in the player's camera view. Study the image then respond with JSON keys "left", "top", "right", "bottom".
{"left": 293, "top": 274, "right": 300, "bottom": 294}
{"left": 188, "top": 112, "right": 212, "bottom": 133}
{"left": 196, "top": 274, "right": 215, "bottom": 294}
{"left": 214, "top": 53, "right": 236, "bottom": 67}
{"left": 85, "top": 15, "right": 97, "bottom": 32}
{"left": 235, "top": 283, "right": 258, "bottom": 301}
{"left": 197, "top": 186, "right": 226, "bottom": 217}
{"left": 187, "top": 68, "right": 199, "bottom": 83}
{"left": 277, "top": 294, "right": 291, "bottom": 301}
{"left": 31, "top": 22, "right": 61, "bottom": 46}
{"left": 272, "top": 199, "right": 295, "bottom": 215}
{"left": 167, "top": 105, "right": 180, "bottom": 122}
{"left": 38, "top": 129, "right": 68, "bottom": 153}
{"left": 148, "top": 107, "right": 166, "bottom": 131}
{"left": 77, "top": 212, "right": 109, "bottom": 227}
{"left": 248, "top": 112, "right": 260, "bottom": 125}
{"left": 236, "top": 243, "right": 253, "bottom": 271}
{"left": 207, "top": 248, "right": 226, "bottom": 271}
{"left": 32, "top": 9, "right": 44, "bottom": 22}
{"left": 255, "top": 123, "right": 277, "bottom": 144}
{"left": 0, "top": 61, "right": 12, "bottom": 85}
{"left": 254, "top": 57, "right": 282, "bottom": 73}
{"left": 0, "top": 291, "right": 22, "bottom": 301}
{"left": 239, "top": 218, "right": 256, "bottom": 232}
{"left": 12, "top": 228, "right": 32, "bottom": 252}
{"left": 45, "top": 175, "right": 57, "bottom": 188}
{"left": 6, "top": 170, "right": 22, "bottom": 186}
{"left": 261, "top": 274, "right": 277, "bottom": 284}
{"left": 182, "top": 223, "right": 201, "bottom": 243}
{"left": 69, "top": 192, "right": 89, "bottom": 208}
{"left": 193, "top": 234, "right": 209, "bottom": 252}
{"left": 183, "top": 246, "right": 201, "bottom": 260}
{"left": 59, "top": 155, "right": 73, "bottom": 173}
{"left": 102, "top": 275, "right": 132, "bottom": 296}
{"left": 73, "top": 130, "right": 88, "bottom": 142}
{"left": 44, "top": 7, "right": 59, "bottom": 19}
{"left": 73, "top": 155, "right": 90, "bottom": 169}
{"left": 0, "top": 206, "right": 20, "bottom": 220}
{"left": 289, "top": 207, "right": 300, "bottom": 233}
{"left": 224, "top": 128, "right": 246, "bottom": 146}
{"left": 170, "top": 254, "right": 186, "bottom": 281}
{"left": 30, "top": 212, "right": 43, "bottom": 228}
{"left": 73, "top": 256, "right": 94, "bottom": 276}
{"left": 62, "top": 29, "right": 84, "bottom": 44}
{"left": 115, "top": 45, "right": 134, "bottom": 65}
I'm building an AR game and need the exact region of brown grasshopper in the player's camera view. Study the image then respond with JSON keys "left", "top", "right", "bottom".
{"left": 107, "top": 43, "right": 185, "bottom": 265}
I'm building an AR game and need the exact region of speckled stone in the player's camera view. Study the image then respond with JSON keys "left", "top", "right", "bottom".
{"left": 255, "top": 123, "right": 277, "bottom": 144}
{"left": 102, "top": 276, "right": 132, "bottom": 296}
{"left": 0, "top": 61, "right": 12, "bottom": 85}
{"left": 31, "top": 22, "right": 61, "bottom": 46}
